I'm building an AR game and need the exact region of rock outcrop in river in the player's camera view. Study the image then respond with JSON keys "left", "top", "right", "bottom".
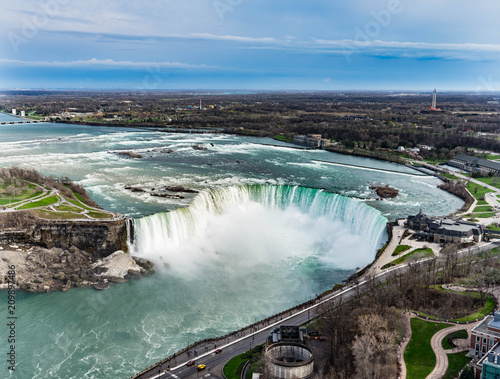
{"left": 370, "top": 185, "right": 399, "bottom": 199}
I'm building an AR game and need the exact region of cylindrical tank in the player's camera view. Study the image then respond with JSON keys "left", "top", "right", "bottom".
{"left": 265, "top": 342, "right": 314, "bottom": 379}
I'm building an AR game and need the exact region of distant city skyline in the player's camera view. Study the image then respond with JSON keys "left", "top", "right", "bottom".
{"left": 1, "top": 0, "right": 500, "bottom": 91}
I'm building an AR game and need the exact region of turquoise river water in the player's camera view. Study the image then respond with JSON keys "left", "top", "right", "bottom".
{"left": 0, "top": 114, "right": 463, "bottom": 378}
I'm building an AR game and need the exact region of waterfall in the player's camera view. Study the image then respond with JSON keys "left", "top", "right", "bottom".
{"left": 132, "top": 185, "right": 388, "bottom": 267}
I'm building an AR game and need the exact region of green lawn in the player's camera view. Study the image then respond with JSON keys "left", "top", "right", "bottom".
{"left": 223, "top": 345, "right": 263, "bottom": 379}
{"left": 54, "top": 203, "right": 83, "bottom": 213}
{"left": 442, "top": 329, "right": 468, "bottom": 350}
{"left": 476, "top": 200, "right": 489, "bottom": 205}
{"left": 393, "top": 244, "right": 412, "bottom": 256}
{"left": 453, "top": 297, "right": 496, "bottom": 322}
{"left": 487, "top": 224, "right": 500, "bottom": 231}
{"left": 442, "top": 173, "right": 459, "bottom": 180}
{"left": 442, "top": 352, "right": 471, "bottom": 379}
{"left": 383, "top": 248, "right": 434, "bottom": 268}
{"left": 32, "top": 209, "right": 81, "bottom": 220}
{"left": 0, "top": 183, "right": 43, "bottom": 206}
{"left": 87, "top": 211, "right": 113, "bottom": 220}
{"left": 405, "top": 318, "right": 453, "bottom": 379}
{"left": 0, "top": 198, "right": 23, "bottom": 205}
{"left": 466, "top": 182, "right": 493, "bottom": 200}
{"left": 273, "top": 135, "right": 294, "bottom": 143}
{"left": 223, "top": 354, "right": 248, "bottom": 379}
{"left": 17, "top": 195, "right": 59, "bottom": 209}
{"left": 412, "top": 295, "right": 495, "bottom": 323}
{"left": 470, "top": 212, "right": 495, "bottom": 218}
{"left": 475, "top": 176, "right": 500, "bottom": 190}
{"left": 67, "top": 197, "right": 95, "bottom": 211}
{"left": 473, "top": 205, "right": 493, "bottom": 212}
{"left": 74, "top": 192, "right": 95, "bottom": 207}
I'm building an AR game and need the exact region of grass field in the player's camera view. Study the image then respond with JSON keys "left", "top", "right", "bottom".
{"left": 475, "top": 176, "right": 500, "bottom": 190}
{"left": 273, "top": 135, "right": 294, "bottom": 143}
{"left": 393, "top": 244, "right": 412, "bottom": 256}
{"left": 453, "top": 297, "right": 496, "bottom": 323}
{"left": 442, "top": 173, "right": 459, "bottom": 180}
{"left": 470, "top": 212, "right": 495, "bottom": 218}
{"left": 383, "top": 248, "right": 433, "bottom": 268}
{"left": 405, "top": 318, "right": 452, "bottom": 379}
{"left": 32, "top": 210, "right": 80, "bottom": 220}
{"left": 412, "top": 295, "right": 495, "bottom": 323}
{"left": 473, "top": 205, "right": 493, "bottom": 212}
{"left": 54, "top": 203, "right": 83, "bottom": 213}
{"left": 0, "top": 182, "right": 43, "bottom": 205}
{"left": 88, "top": 211, "right": 113, "bottom": 219}
{"left": 442, "top": 352, "right": 471, "bottom": 379}
{"left": 223, "top": 354, "right": 248, "bottom": 379}
{"left": 466, "top": 182, "right": 493, "bottom": 200}
{"left": 17, "top": 195, "right": 59, "bottom": 209}
{"left": 67, "top": 197, "right": 95, "bottom": 211}
{"left": 487, "top": 224, "right": 500, "bottom": 231}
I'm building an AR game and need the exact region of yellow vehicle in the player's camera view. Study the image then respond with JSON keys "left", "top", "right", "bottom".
{"left": 197, "top": 364, "right": 206, "bottom": 370}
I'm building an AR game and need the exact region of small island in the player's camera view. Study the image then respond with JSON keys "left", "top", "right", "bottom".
{"left": 370, "top": 185, "right": 399, "bottom": 199}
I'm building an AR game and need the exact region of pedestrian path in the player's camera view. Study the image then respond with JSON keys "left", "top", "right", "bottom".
{"left": 426, "top": 321, "right": 479, "bottom": 379}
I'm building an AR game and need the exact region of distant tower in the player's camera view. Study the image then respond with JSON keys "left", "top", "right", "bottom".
{"left": 200, "top": 99, "right": 202, "bottom": 110}
{"left": 429, "top": 89, "right": 441, "bottom": 111}
{"left": 12, "top": 109, "right": 16, "bottom": 115}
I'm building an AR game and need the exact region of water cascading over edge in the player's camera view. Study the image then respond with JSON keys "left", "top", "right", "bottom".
{"left": 131, "top": 185, "right": 388, "bottom": 261}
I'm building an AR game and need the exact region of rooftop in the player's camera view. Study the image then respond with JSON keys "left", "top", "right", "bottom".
{"left": 489, "top": 312, "right": 500, "bottom": 331}
{"left": 473, "top": 315, "right": 500, "bottom": 339}
{"left": 454, "top": 154, "right": 500, "bottom": 172}
{"left": 478, "top": 342, "right": 500, "bottom": 368}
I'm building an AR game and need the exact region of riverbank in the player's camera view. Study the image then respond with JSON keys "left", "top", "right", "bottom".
{"left": 0, "top": 245, "right": 152, "bottom": 292}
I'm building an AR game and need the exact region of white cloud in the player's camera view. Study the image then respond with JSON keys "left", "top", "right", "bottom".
{"left": 312, "top": 39, "right": 500, "bottom": 60}
{"left": 185, "top": 33, "right": 276, "bottom": 43}
{"left": 0, "top": 58, "right": 216, "bottom": 69}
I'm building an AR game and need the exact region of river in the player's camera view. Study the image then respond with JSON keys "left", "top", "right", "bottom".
{"left": 0, "top": 115, "right": 462, "bottom": 378}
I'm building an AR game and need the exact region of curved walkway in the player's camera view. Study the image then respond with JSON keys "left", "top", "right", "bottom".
{"left": 426, "top": 321, "right": 479, "bottom": 379}
{"left": 398, "top": 312, "right": 413, "bottom": 379}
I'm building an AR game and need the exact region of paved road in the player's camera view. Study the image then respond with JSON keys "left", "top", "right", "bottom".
{"left": 132, "top": 240, "right": 500, "bottom": 379}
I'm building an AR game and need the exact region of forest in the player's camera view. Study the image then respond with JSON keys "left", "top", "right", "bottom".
{"left": 2, "top": 90, "right": 500, "bottom": 162}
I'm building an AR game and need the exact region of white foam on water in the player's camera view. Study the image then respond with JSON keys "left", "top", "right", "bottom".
{"left": 133, "top": 185, "right": 387, "bottom": 274}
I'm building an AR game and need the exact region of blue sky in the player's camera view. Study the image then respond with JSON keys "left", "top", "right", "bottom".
{"left": 1, "top": 0, "right": 500, "bottom": 90}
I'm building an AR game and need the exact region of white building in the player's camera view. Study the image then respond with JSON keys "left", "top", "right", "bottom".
{"left": 20, "top": 110, "right": 25, "bottom": 117}
{"left": 12, "top": 109, "right": 16, "bottom": 115}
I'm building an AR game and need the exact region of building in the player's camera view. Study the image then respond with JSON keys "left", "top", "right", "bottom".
{"left": 475, "top": 343, "right": 500, "bottom": 379}
{"left": 433, "top": 219, "right": 485, "bottom": 244}
{"left": 20, "top": 110, "right": 25, "bottom": 117}
{"left": 293, "top": 134, "right": 331, "bottom": 149}
{"left": 264, "top": 342, "right": 314, "bottom": 379}
{"left": 470, "top": 313, "right": 500, "bottom": 358}
{"left": 407, "top": 210, "right": 429, "bottom": 231}
{"left": 471, "top": 313, "right": 500, "bottom": 378}
{"left": 11, "top": 109, "right": 16, "bottom": 115}
{"left": 448, "top": 154, "right": 500, "bottom": 175}
{"left": 407, "top": 211, "right": 484, "bottom": 243}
